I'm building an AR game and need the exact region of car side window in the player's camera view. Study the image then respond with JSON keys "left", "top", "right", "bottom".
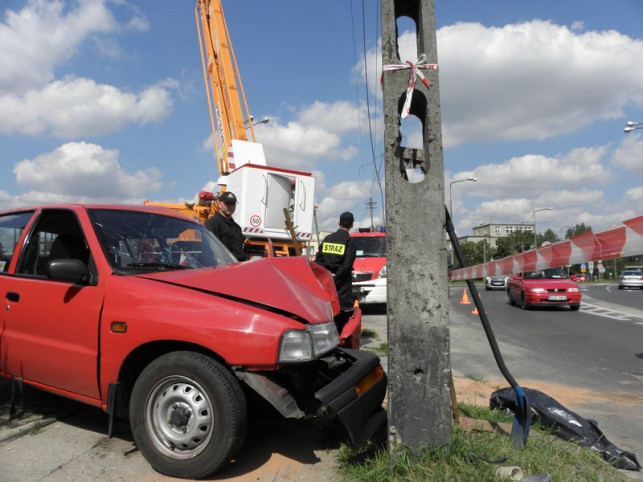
{"left": 15, "top": 209, "right": 96, "bottom": 284}
{"left": 0, "top": 211, "right": 36, "bottom": 273}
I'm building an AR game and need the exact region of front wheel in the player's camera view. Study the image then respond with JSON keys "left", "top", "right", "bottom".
{"left": 520, "top": 292, "right": 529, "bottom": 310}
{"left": 508, "top": 291, "right": 516, "bottom": 306}
{"left": 129, "top": 351, "right": 247, "bottom": 479}
{"left": 570, "top": 304, "right": 580, "bottom": 311}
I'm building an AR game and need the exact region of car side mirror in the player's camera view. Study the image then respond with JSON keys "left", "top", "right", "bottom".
{"left": 47, "top": 259, "right": 90, "bottom": 284}
{"left": 512, "top": 275, "right": 519, "bottom": 280}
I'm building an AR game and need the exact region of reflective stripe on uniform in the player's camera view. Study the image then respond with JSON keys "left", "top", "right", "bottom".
{"left": 322, "top": 242, "right": 345, "bottom": 255}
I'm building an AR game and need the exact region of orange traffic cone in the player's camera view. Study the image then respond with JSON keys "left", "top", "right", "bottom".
{"left": 460, "top": 289, "right": 471, "bottom": 305}
{"left": 472, "top": 293, "right": 482, "bottom": 315}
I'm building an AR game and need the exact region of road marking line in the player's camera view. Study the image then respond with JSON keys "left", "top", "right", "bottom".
{"left": 580, "top": 302, "right": 643, "bottom": 321}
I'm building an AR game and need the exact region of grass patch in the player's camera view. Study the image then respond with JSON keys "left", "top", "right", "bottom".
{"left": 336, "top": 403, "right": 630, "bottom": 482}
{"left": 360, "top": 342, "right": 388, "bottom": 356}
{"left": 361, "top": 328, "right": 379, "bottom": 339}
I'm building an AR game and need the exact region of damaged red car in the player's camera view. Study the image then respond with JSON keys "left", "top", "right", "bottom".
{"left": 0, "top": 204, "right": 387, "bottom": 479}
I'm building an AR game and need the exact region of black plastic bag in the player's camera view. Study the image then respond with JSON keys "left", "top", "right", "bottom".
{"left": 490, "top": 386, "right": 640, "bottom": 471}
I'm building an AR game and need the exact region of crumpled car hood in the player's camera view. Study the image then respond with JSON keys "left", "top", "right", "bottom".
{"left": 136, "top": 257, "right": 336, "bottom": 323}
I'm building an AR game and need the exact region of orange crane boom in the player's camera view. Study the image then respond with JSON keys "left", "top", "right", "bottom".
{"left": 146, "top": 1, "right": 316, "bottom": 257}
{"left": 196, "top": 0, "right": 257, "bottom": 176}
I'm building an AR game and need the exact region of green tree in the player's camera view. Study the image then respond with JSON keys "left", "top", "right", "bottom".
{"left": 541, "top": 228, "right": 558, "bottom": 244}
{"left": 494, "top": 236, "right": 514, "bottom": 259}
{"left": 564, "top": 223, "right": 592, "bottom": 239}
{"left": 457, "top": 241, "right": 478, "bottom": 268}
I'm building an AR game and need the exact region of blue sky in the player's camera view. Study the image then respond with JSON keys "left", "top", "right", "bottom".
{"left": 1, "top": 0, "right": 642, "bottom": 236}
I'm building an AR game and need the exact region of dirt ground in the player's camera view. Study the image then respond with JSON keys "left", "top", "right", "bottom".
{"left": 454, "top": 376, "right": 643, "bottom": 408}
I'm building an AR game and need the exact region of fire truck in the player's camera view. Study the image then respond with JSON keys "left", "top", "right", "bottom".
{"left": 146, "top": 0, "right": 316, "bottom": 258}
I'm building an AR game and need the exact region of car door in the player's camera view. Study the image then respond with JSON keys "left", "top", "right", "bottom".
{"left": 0, "top": 210, "right": 36, "bottom": 376}
{"left": 3, "top": 208, "right": 103, "bottom": 400}
{"left": 507, "top": 273, "right": 521, "bottom": 300}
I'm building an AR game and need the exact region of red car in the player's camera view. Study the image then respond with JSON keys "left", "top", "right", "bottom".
{"left": 570, "top": 273, "right": 587, "bottom": 282}
{"left": 0, "top": 204, "right": 386, "bottom": 479}
{"left": 507, "top": 267, "right": 581, "bottom": 311}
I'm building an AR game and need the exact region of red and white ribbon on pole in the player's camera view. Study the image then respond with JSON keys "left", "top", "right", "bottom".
{"left": 449, "top": 215, "right": 643, "bottom": 281}
{"left": 382, "top": 53, "right": 439, "bottom": 119}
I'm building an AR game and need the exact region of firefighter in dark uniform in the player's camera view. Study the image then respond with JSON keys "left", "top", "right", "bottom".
{"left": 205, "top": 191, "right": 247, "bottom": 261}
{"left": 315, "top": 212, "right": 356, "bottom": 330}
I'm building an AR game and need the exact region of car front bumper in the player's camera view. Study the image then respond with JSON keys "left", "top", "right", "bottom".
{"left": 485, "top": 280, "right": 507, "bottom": 290}
{"left": 524, "top": 293, "right": 582, "bottom": 305}
{"left": 236, "top": 348, "right": 387, "bottom": 447}
{"left": 314, "top": 348, "right": 387, "bottom": 446}
{"left": 353, "top": 277, "right": 387, "bottom": 304}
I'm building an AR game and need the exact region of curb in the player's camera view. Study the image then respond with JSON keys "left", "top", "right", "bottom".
{"left": 0, "top": 415, "right": 57, "bottom": 444}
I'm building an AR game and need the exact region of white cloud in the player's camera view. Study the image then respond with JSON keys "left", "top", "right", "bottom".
{"left": 0, "top": 0, "right": 163, "bottom": 138}
{"left": 462, "top": 145, "right": 613, "bottom": 199}
{"left": 13, "top": 141, "right": 163, "bottom": 202}
{"left": 0, "top": 0, "right": 143, "bottom": 94}
{"left": 611, "top": 133, "right": 643, "bottom": 174}
{"left": 0, "top": 77, "right": 175, "bottom": 137}
{"left": 200, "top": 101, "right": 363, "bottom": 172}
{"left": 315, "top": 180, "right": 374, "bottom": 230}
{"left": 358, "top": 21, "right": 643, "bottom": 148}
{"left": 297, "top": 100, "right": 367, "bottom": 134}
{"left": 440, "top": 21, "right": 643, "bottom": 146}
{"left": 624, "top": 186, "right": 643, "bottom": 204}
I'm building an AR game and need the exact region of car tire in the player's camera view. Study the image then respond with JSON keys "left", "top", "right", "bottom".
{"left": 570, "top": 304, "right": 580, "bottom": 311}
{"left": 507, "top": 291, "right": 515, "bottom": 306}
{"left": 618, "top": 285, "right": 623, "bottom": 290}
{"left": 520, "top": 292, "right": 529, "bottom": 310}
{"left": 129, "top": 351, "right": 248, "bottom": 479}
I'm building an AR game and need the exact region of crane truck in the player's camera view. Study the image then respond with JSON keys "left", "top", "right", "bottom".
{"left": 146, "top": 0, "right": 316, "bottom": 258}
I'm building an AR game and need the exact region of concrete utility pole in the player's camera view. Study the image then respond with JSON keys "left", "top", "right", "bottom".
{"left": 381, "top": 0, "right": 451, "bottom": 452}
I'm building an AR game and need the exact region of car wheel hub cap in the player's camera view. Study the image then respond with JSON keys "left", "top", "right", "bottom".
{"left": 146, "top": 376, "right": 214, "bottom": 459}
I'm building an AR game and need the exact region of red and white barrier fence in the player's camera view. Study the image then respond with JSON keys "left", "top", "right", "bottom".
{"left": 449, "top": 215, "right": 643, "bottom": 281}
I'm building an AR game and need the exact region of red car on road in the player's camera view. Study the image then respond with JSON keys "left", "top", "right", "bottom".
{"left": 0, "top": 204, "right": 387, "bottom": 479}
{"left": 570, "top": 273, "right": 587, "bottom": 282}
{"left": 507, "top": 267, "right": 581, "bottom": 311}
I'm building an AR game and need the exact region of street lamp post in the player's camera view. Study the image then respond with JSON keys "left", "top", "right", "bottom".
{"left": 559, "top": 225, "right": 572, "bottom": 240}
{"left": 623, "top": 121, "right": 643, "bottom": 133}
{"left": 533, "top": 207, "right": 554, "bottom": 248}
{"left": 449, "top": 177, "right": 477, "bottom": 265}
{"left": 245, "top": 115, "right": 270, "bottom": 128}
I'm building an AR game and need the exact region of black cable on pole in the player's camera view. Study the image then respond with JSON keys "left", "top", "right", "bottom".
{"left": 445, "top": 205, "right": 531, "bottom": 448}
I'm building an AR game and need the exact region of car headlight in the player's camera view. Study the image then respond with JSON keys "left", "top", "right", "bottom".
{"left": 567, "top": 287, "right": 580, "bottom": 292}
{"left": 530, "top": 287, "right": 547, "bottom": 293}
{"left": 278, "top": 322, "right": 339, "bottom": 363}
{"left": 378, "top": 265, "right": 387, "bottom": 279}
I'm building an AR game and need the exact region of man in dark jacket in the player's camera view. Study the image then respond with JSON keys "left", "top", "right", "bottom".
{"left": 315, "top": 212, "right": 356, "bottom": 327}
{"left": 205, "top": 191, "right": 246, "bottom": 261}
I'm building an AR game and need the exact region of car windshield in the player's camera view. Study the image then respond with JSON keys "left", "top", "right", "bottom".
{"left": 89, "top": 209, "right": 237, "bottom": 274}
{"left": 622, "top": 270, "right": 642, "bottom": 276}
{"left": 353, "top": 236, "right": 386, "bottom": 258}
{"left": 524, "top": 267, "right": 569, "bottom": 279}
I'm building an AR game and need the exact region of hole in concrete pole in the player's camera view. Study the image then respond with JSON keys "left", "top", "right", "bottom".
{"left": 399, "top": 114, "right": 425, "bottom": 183}
{"left": 396, "top": 16, "right": 418, "bottom": 61}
